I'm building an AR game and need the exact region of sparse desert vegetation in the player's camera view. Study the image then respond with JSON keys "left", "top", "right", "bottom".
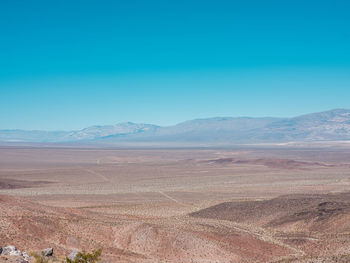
{"left": 1, "top": 146, "right": 350, "bottom": 262}
{"left": 66, "top": 249, "right": 102, "bottom": 263}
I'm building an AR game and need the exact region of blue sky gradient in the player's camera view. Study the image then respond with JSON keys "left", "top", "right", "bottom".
{"left": 1, "top": 0, "right": 349, "bottom": 130}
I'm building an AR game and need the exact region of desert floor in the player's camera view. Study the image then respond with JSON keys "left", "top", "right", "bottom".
{"left": 1, "top": 145, "right": 350, "bottom": 262}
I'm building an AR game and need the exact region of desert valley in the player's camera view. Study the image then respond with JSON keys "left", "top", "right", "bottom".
{"left": 2, "top": 0, "right": 349, "bottom": 261}
{"left": 2, "top": 143, "right": 350, "bottom": 262}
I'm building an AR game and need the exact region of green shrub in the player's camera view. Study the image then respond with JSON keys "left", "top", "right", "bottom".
{"left": 31, "top": 252, "right": 49, "bottom": 263}
{"left": 65, "top": 249, "right": 102, "bottom": 263}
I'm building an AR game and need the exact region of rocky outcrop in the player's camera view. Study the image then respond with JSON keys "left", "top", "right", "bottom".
{"left": 2, "top": 246, "right": 22, "bottom": 257}
{"left": 22, "top": 251, "right": 30, "bottom": 262}
{"left": 0, "top": 245, "right": 55, "bottom": 263}
{"left": 0, "top": 246, "right": 30, "bottom": 263}
{"left": 67, "top": 250, "right": 80, "bottom": 261}
{"left": 42, "top": 248, "right": 53, "bottom": 257}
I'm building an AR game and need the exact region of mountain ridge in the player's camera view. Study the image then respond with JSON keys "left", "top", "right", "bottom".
{"left": 1, "top": 109, "right": 350, "bottom": 144}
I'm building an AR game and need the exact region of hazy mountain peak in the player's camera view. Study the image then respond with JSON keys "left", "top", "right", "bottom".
{"left": 1, "top": 109, "right": 350, "bottom": 144}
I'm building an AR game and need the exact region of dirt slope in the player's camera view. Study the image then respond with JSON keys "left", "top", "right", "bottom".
{"left": 0, "top": 194, "right": 294, "bottom": 263}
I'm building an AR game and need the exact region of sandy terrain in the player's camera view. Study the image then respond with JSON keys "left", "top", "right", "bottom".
{"left": 1, "top": 145, "right": 350, "bottom": 262}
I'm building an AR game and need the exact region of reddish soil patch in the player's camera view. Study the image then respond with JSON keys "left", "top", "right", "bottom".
{"left": 204, "top": 157, "right": 332, "bottom": 169}
{"left": 0, "top": 194, "right": 293, "bottom": 263}
{"left": 191, "top": 192, "right": 350, "bottom": 233}
{"left": 0, "top": 179, "right": 52, "bottom": 189}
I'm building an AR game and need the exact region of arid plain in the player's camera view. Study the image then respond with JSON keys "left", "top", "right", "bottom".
{"left": 2, "top": 145, "right": 350, "bottom": 263}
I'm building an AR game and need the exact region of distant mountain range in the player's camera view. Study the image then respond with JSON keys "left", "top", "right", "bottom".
{"left": 1, "top": 109, "right": 350, "bottom": 145}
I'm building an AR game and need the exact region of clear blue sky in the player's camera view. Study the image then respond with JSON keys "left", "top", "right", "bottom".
{"left": 1, "top": 0, "right": 349, "bottom": 130}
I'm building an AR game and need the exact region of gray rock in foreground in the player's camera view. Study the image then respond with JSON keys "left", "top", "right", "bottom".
{"left": 42, "top": 248, "right": 54, "bottom": 257}
{"left": 2, "top": 245, "right": 22, "bottom": 256}
{"left": 67, "top": 250, "right": 80, "bottom": 260}
{"left": 22, "top": 251, "right": 30, "bottom": 259}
